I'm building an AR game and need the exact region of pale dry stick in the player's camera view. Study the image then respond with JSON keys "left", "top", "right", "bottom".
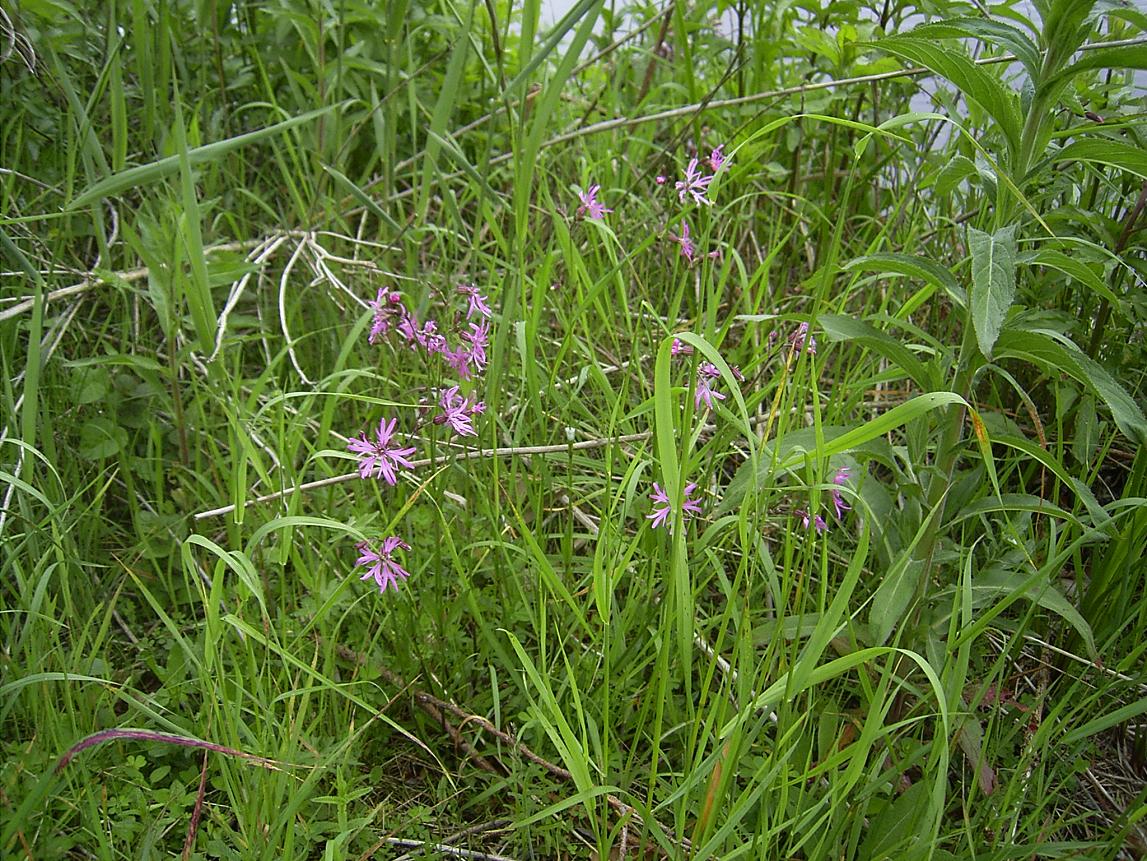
{"left": 193, "top": 432, "right": 654, "bottom": 521}
{"left": 987, "top": 629, "right": 1147, "bottom": 693}
{"left": 389, "top": 819, "right": 513, "bottom": 861}
{"left": 278, "top": 235, "right": 314, "bottom": 385}
{"left": 0, "top": 167, "right": 57, "bottom": 192}
{"left": 207, "top": 233, "right": 291, "bottom": 362}
{"left": 0, "top": 238, "right": 268, "bottom": 322}
{"left": 384, "top": 839, "right": 520, "bottom": 861}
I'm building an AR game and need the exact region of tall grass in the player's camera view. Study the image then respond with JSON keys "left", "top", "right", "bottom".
{"left": 2, "top": 0, "right": 1146, "bottom": 858}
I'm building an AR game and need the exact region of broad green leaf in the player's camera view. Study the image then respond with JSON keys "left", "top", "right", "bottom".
{"left": 1055, "top": 139, "right": 1147, "bottom": 180}
{"left": 720, "top": 394, "right": 965, "bottom": 512}
{"left": 995, "top": 328, "right": 1147, "bottom": 444}
{"left": 844, "top": 252, "right": 965, "bottom": 307}
{"left": 1045, "top": 44, "right": 1147, "bottom": 93}
{"left": 870, "top": 500, "right": 945, "bottom": 646}
{"left": 972, "top": 568, "right": 1097, "bottom": 659}
{"left": 79, "top": 417, "right": 126, "bottom": 459}
{"left": 909, "top": 19, "right": 1042, "bottom": 81}
{"left": 69, "top": 105, "right": 337, "bottom": 209}
{"left": 968, "top": 224, "right": 1018, "bottom": 359}
{"left": 820, "top": 313, "right": 935, "bottom": 391}
{"left": 859, "top": 780, "right": 933, "bottom": 860}
{"left": 1024, "top": 247, "right": 1119, "bottom": 306}
{"left": 874, "top": 36, "right": 1022, "bottom": 156}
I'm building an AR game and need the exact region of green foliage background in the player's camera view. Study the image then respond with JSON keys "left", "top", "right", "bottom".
{"left": 2, "top": 0, "right": 1146, "bottom": 857}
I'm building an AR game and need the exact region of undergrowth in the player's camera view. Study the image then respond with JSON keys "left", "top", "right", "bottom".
{"left": 2, "top": 0, "right": 1146, "bottom": 858}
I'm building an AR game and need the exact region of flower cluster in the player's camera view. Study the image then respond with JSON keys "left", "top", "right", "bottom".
{"left": 351, "top": 280, "right": 495, "bottom": 594}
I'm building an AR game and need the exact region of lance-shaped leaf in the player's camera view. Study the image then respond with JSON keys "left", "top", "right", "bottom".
{"left": 968, "top": 224, "right": 1018, "bottom": 359}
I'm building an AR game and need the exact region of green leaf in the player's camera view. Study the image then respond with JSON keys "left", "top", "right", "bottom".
{"left": 874, "top": 36, "right": 1022, "bottom": 156}
{"left": 1062, "top": 697, "right": 1147, "bottom": 746}
{"left": 721, "top": 394, "right": 966, "bottom": 513}
{"left": 79, "top": 417, "right": 126, "bottom": 459}
{"left": 844, "top": 252, "right": 965, "bottom": 307}
{"left": 859, "top": 780, "right": 933, "bottom": 860}
{"left": 973, "top": 568, "right": 1097, "bottom": 659}
{"left": 1055, "top": 139, "right": 1147, "bottom": 180}
{"left": 909, "top": 19, "right": 1042, "bottom": 81}
{"left": 995, "top": 328, "right": 1147, "bottom": 445}
{"left": 1045, "top": 44, "right": 1147, "bottom": 93}
{"left": 870, "top": 501, "right": 945, "bottom": 646}
{"left": 820, "top": 313, "right": 936, "bottom": 391}
{"left": 968, "top": 224, "right": 1018, "bottom": 359}
{"left": 68, "top": 105, "right": 338, "bottom": 209}
{"left": 1024, "top": 247, "right": 1120, "bottom": 306}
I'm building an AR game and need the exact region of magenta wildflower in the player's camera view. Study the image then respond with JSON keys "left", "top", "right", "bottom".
{"left": 434, "top": 386, "right": 478, "bottom": 437}
{"left": 656, "top": 175, "right": 667, "bottom": 185}
{"left": 790, "top": 322, "right": 817, "bottom": 356}
{"left": 669, "top": 221, "right": 696, "bottom": 263}
{"left": 356, "top": 537, "right": 412, "bottom": 593}
{"left": 576, "top": 184, "right": 612, "bottom": 220}
{"left": 397, "top": 310, "right": 445, "bottom": 354}
{"left": 695, "top": 362, "right": 726, "bottom": 411}
{"left": 709, "top": 145, "right": 728, "bottom": 172}
{"left": 830, "top": 467, "right": 851, "bottom": 519}
{"left": 675, "top": 158, "right": 714, "bottom": 206}
{"left": 443, "top": 346, "right": 475, "bottom": 380}
{"left": 458, "top": 283, "right": 492, "bottom": 320}
{"left": 463, "top": 321, "right": 489, "bottom": 372}
{"left": 367, "top": 288, "right": 404, "bottom": 344}
{"left": 729, "top": 364, "right": 746, "bottom": 382}
{"left": 647, "top": 482, "right": 703, "bottom": 531}
{"left": 796, "top": 508, "right": 828, "bottom": 534}
{"left": 347, "top": 417, "right": 417, "bottom": 485}
{"left": 671, "top": 338, "right": 694, "bottom": 357}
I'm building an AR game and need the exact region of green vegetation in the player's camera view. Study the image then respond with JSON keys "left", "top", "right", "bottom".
{"left": 3, "top": 0, "right": 1146, "bottom": 857}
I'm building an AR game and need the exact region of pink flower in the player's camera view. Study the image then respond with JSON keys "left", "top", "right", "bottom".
{"left": 367, "top": 288, "right": 404, "bottom": 344}
{"left": 695, "top": 362, "right": 726, "bottom": 411}
{"left": 463, "top": 321, "right": 489, "bottom": 372}
{"left": 397, "top": 311, "right": 446, "bottom": 354}
{"left": 434, "top": 386, "right": 478, "bottom": 437}
{"left": 356, "top": 537, "right": 412, "bottom": 593}
{"left": 442, "top": 346, "right": 475, "bottom": 380}
{"left": 347, "top": 417, "right": 417, "bottom": 485}
{"left": 458, "top": 283, "right": 492, "bottom": 320}
{"left": 669, "top": 221, "right": 696, "bottom": 263}
{"left": 708, "top": 145, "right": 728, "bottom": 172}
{"left": 671, "top": 338, "right": 693, "bottom": 357}
{"left": 796, "top": 508, "right": 828, "bottom": 534}
{"left": 576, "top": 184, "right": 612, "bottom": 220}
{"left": 647, "top": 482, "right": 703, "bottom": 531}
{"left": 790, "top": 322, "right": 816, "bottom": 356}
{"left": 655, "top": 175, "right": 667, "bottom": 185}
{"left": 831, "top": 467, "right": 851, "bottom": 519}
{"left": 675, "top": 158, "right": 713, "bottom": 206}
